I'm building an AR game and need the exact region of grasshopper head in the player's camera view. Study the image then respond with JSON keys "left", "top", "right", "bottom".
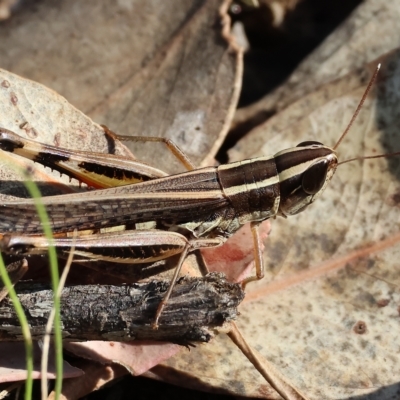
{"left": 275, "top": 141, "right": 338, "bottom": 217}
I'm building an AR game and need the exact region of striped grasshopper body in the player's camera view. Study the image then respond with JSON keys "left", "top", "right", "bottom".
{"left": 0, "top": 128, "right": 337, "bottom": 259}
{"left": 0, "top": 132, "right": 337, "bottom": 234}
{"left": 0, "top": 127, "right": 338, "bottom": 324}
{"left": 0, "top": 66, "right": 384, "bottom": 325}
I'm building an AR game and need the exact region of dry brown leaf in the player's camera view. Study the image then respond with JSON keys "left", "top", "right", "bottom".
{"left": 0, "top": 343, "right": 82, "bottom": 383}
{"left": 0, "top": 68, "right": 133, "bottom": 193}
{"left": 156, "top": 54, "right": 400, "bottom": 399}
{"left": 47, "top": 361, "right": 128, "bottom": 400}
{"left": 0, "top": 0, "right": 242, "bottom": 171}
{"left": 63, "top": 341, "right": 182, "bottom": 377}
{"left": 202, "top": 221, "right": 270, "bottom": 282}
{"left": 234, "top": 0, "right": 400, "bottom": 132}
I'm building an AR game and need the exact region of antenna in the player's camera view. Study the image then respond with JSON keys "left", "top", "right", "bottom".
{"left": 333, "top": 64, "right": 381, "bottom": 151}
{"left": 338, "top": 151, "right": 400, "bottom": 166}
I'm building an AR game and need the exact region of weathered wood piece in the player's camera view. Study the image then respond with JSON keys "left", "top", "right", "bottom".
{"left": 0, "top": 273, "right": 243, "bottom": 343}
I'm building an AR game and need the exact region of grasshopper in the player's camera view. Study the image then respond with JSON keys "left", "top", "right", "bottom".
{"left": 0, "top": 64, "right": 395, "bottom": 327}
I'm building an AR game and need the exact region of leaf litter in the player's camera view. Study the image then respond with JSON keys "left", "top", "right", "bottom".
{"left": 1, "top": 0, "right": 400, "bottom": 399}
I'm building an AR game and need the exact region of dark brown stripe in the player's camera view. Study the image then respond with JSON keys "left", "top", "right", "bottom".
{"left": 275, "top": 147, "right": 333, "bottom": 173}
{"left": 78, "top": 161, "right": 153, "bottom": 183}
{"left": 218, "top": 158, "right": 279, "bottom": 216}
{"left": 34, "top": 151, "right": 70, "bottom": 165}
{"left": 74, "top": 243, "right": 182, "bottom": 261}
{"left": 0, "top": 137, "right": 24, "bottom": 152}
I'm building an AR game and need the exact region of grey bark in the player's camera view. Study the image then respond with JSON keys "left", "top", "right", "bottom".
{"left": 0, "top": 272, "right": 244, "bottom": 343}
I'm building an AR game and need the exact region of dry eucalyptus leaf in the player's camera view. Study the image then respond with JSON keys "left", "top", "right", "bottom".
{"left": 0, "top": 68, "right": 132, "bottom": 192}
{"left": 202, "top": 220, "right": 271, "bottom": 283}
{"left": 147, "top": 333, "right": 281, "bottom": 400}
{"left": 234, "top": 0, "right": 400, "bottom": 131}
{"left": 48, "top": 362, "right": 128, "bottom": 400}
{"left": 0, "top": 0, "right": 242, "bottom": 171}
{"left": 157, "top": 55, "right": 400, "bottom": 398}
{"left": 0, "top": 342, "right": 83, "bottom": 383}
{"left": 64, "top": 341, "right": 182, "bottom": 377}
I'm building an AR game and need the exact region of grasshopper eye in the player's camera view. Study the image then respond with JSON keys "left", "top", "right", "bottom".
{"left": 296, "top": 141, "right": 323, "bottom": 147}
{"left": 302, "top": 159, "right": 329, "bottom": 195}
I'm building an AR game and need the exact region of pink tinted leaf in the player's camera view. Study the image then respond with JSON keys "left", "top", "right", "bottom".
{"left": 0, "top": 342, "right": 82, "bottom": 383}
{"left": 64, "top": 341, "right": 182, "bottom": 376}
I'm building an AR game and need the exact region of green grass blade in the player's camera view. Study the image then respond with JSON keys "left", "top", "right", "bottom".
{"left": 22, "top": 173, "right": 63, "bottom": 399}
{"left": 0, "top": 255, "right": 33, "bottom": 400}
